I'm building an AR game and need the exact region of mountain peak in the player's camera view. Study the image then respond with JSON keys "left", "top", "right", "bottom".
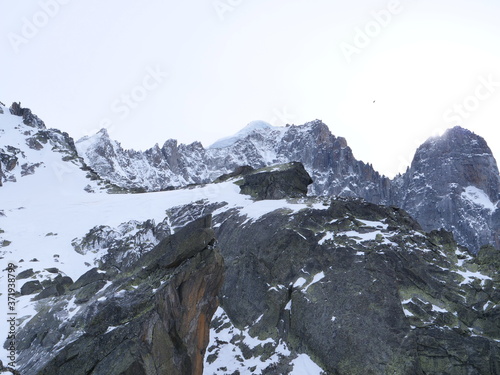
{"left": 446, "top": 125, "right": 473, "bottom": 135}
{"left": 443, "top": 126, "right": 483, "bottom": 143}
{"left": 431, "top": 126, "right": 486, "bottom": 147}
{"left": 208, "top": 120, "right": 279, "bottom": 149}
{"left": 97, "top": 128, "right": 110, "bottom": 137}
{"left": 8, "top": 102, "right": 46, "bottom": 129}
{"left": 397, "top": 125, "right": 500, "bottom": 252}
{"left": 418, "top": 126, "right": 492, "bottom": 162}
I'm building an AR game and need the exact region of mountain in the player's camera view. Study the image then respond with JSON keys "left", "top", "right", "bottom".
{"left": 77, "top": 120, "right": 500, "bottom": 254}
{"left": 393, "top": 126, "right": 500, "bottom": 253}
{"left": 2, "top": 103, "right": 500, "bottom": 375}
{"left": 76, "top": 120, "right": 391, "bottom": 203}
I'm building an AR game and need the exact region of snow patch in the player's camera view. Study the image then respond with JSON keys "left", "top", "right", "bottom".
{"left": 204, "top": 307, "right": 295, "bottom": 375}
{"left": 290, "top": 354, "right": 325, "bottom": 375}
{"left": 293, "top": 277, "right": 307, "bottom": 288}
{"left": 403, "top": 308, "right": 414, "bottom": 318}
{"left": 431, "top": 304, "right": 448, "bottom": 313}
{"left": 358, "top": 219, "right": 388, "bottom": 229}
{"left": 457, "top": 269, "right": 492, "bottom": 286}
{"left": 461, "top": 186, "right": 497, "bottom": 212}
{"left": 303, "top": 272, "right": 325, "bottom": 292}
{"left": 318, "top": 232, "right": 334, "bottom": 245}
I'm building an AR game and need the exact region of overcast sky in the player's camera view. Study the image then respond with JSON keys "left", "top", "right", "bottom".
{"left": 1, "top": 0, "right": 500, "bottom": 177}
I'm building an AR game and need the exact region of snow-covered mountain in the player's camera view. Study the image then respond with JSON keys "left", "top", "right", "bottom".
{"left": 76, "top": 119, "right": 391, "bottom": 202}
{"left": 0, "top": 104, "right": 330, "bottom": 374}
{"left": 1, "top": 102, "right": 500, "bottom": 375}
{"left": 393, "top": 126, "right": 500, "bottom": 253}
{"left": 76, "top": 119, "right": 500, "bottom": 254}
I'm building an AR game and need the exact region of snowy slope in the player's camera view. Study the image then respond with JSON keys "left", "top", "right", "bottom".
{"left": 0, "top": 108, "right": 331, "bottom": 371}
{"left": 461, "top": 186, "right": 498, "bottom": 212}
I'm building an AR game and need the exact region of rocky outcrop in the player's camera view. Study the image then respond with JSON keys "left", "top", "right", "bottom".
{"left": 213, "top": 165, "right": 255, "bottom": 183}
{"left": 0, "top": 361, "right": 20, "bottom": 375}
{"left": 0, "top": 148, "right": 18, "bottom": 185}
{"left": 203, "top": 192, "right": 500, "bottom": 374}
{"left": 238, "top": 162, "right": 313, "bottom": 200}
{"left": 393, "top": 126, "right": 500, "bottom": 253}
{"left": 16, "top": 215, "right": 224, "bottom": 375}
{"left": 9, "top": 102, "right": 46, "bottom": 129}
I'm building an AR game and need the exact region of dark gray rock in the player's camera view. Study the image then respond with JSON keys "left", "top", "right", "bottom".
{"left": 476, "top": 244, "right": 500, "bottom": 271}
{"left": 20, "top": 280, "right": 43, "bottom": 296}
{"left": 16, "top": 215, "right": 224, "bottom": 375}
{"left": 25, "top": 137, "right": 44, "bottom": 150}
{"left": 393, "top": 126, "right": 500, "bottom": 253}
{"left": 69, "top": 268, "right": 108, "bottom": 291}
{"left": 213, "top": 165, "right": 255, "bottom": 183}
{"left": 33, "top": 275, "right": 74, "bottom": 301}
{"left": 9, "top": 102, "right": 46, "bottom": 129}
{"left": 16, "top": 269, "right": 34, "bottom": 280}
{"left": 20, "top": 162, "right": 42, "bottom": 176}
{"left": 209, "top": 196, "right": 500, "bottom": 374}
{"left": 238, "top": 162, "right": 313, "bottom": 200}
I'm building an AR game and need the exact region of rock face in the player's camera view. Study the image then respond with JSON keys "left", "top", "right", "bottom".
{"left": 16, "top": 216, "right": 224, "bottom": 375}
{"left": 135, "top": 166, "right": 497, "bottom": 374}
{"left": 206, "top": 195, "right": 500, "bottom": 374}
{"left": 9, "top": 102, "right": 46, "bottom": 129}
{"left": 238, "top": 162, "right": 313, "bottom": 200}
{"left": 393, "top": 127, "right": 500, "bottom": 253}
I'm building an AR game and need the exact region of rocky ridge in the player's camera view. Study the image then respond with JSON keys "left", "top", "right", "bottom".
{"left": 0, "top": 103, "right": 120, "bottom": 193}
{"left": 76, "top": 120, "right": 391, "bottom": 203}
{"left": 393, "top": 126, "right": 500, "bottom": 253}
{"left": 76, "top": 120, "right": 500, "bottom": 254}
{"left": 15, "top": 216, "right": 224, "bottom": 375}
